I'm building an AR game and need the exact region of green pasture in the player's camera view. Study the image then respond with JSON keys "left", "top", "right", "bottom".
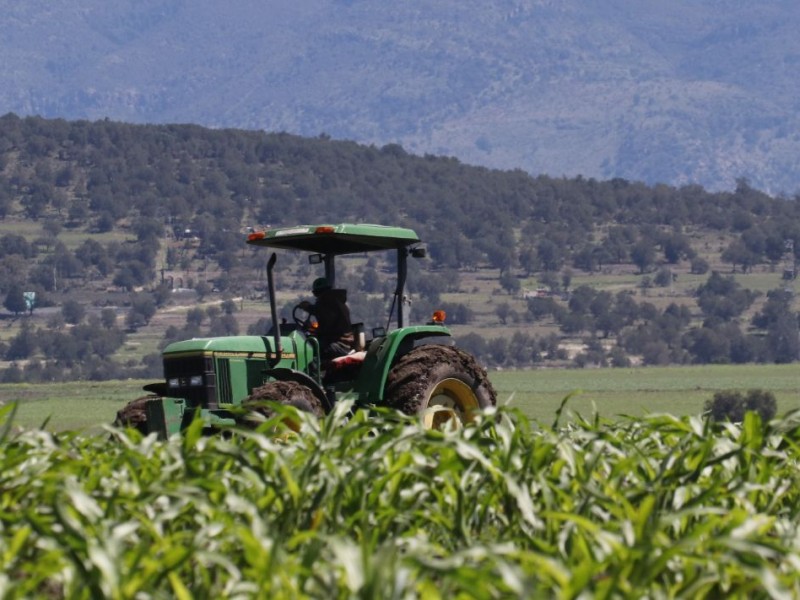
{"left": 1, "top": 363, "right": 797, "bottom": 432}
{"left": 0, "top": 380, "right": 146, "bottom": 433}
{"left": 495, "top": 363, "right": 800, "bottom": 422}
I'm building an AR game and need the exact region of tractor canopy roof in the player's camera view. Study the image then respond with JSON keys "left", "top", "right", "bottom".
{"left": 246, "top": 223, "right": 420, "bottom": 255}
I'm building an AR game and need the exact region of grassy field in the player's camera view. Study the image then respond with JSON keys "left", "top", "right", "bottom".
{"left": 494, "top": 363, "right": 800, "bottom": 423}
{"left": 1, "top": 363, "right": 797, "bottom": 432}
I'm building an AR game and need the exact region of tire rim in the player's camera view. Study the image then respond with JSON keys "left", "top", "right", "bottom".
{"left": 423, "top": 378, "right": 480, "bottom": 429}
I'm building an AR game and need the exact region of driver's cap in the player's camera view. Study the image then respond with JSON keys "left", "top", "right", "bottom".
{"left": 312, "top": 277, "right": 331, "bottom": 294}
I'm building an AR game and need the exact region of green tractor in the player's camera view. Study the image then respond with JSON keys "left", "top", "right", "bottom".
{"left": 115, "top": 223, "right": 496, "bottom": 436}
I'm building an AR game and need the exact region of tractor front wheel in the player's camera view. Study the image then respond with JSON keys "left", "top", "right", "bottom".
{"left": 114, "top": 395, "right": 155, "bottom": 434}
{"left": 384, "top": 345, "right": 496, "bottom": 429}
{"left": 243, "top": 380, "right": 325, "bottom": 429}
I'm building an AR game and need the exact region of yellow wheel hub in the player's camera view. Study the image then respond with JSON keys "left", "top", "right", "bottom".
{"left": 422, "top": 378, "right": 480, "bottom": 429}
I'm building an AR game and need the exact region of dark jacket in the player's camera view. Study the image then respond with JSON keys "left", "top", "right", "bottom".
{"left": 308, "top": 288, "right": 353, "bottom": 349}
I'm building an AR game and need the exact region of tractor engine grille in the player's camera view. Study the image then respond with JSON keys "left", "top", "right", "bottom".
{"left": 163, "top": 354, "right": 217, "bottom": 409}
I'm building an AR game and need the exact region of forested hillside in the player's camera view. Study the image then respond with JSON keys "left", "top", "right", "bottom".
{"left": 0, "top": 114, "right": 798, "bottom": 382}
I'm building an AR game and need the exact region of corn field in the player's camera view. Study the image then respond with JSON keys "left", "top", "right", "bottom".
{"left": 2, "top": 401, "right": 800, "bottom": 598}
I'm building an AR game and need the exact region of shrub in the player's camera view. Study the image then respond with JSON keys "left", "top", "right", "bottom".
{"left": 705, "top": 388, "right": 777, "bottom": 423}
{"left": 705, "top": 390, "right": 745, "bottom": 422}
{"left": 744, "top": 389, "right": 778, "bottom": 422}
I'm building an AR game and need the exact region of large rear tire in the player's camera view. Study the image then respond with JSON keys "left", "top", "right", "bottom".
{"left": 243, "top": 381, "right": 325, "bottom": 429}
{"left": 384, "top": 345, "right": 496, "bottom": 428}
{"left": 114, "top": 395, "right": 154, "bottom": 435}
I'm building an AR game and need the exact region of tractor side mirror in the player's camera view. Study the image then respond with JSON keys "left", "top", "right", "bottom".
{"left": 309, "top": 253, "right": 323, "bottom": 264}
{"left": 410, "top": 246, "right": 427, "bottom": 258}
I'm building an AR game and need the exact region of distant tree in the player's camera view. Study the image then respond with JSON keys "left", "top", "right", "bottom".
{"left": 185, "top": 307, "right": 206, "bottom": 328}
{"left": 221, "top": 298, "right": 238, "bottom": 315}
{"left": 696, "top": 272, "right": 756, "bottom": 320}
{"left": 595, "top": 309, "right": 624, "bottom": 339}
{"left": 455, "top": 332, "right": 488, "bottom": 362}
{"left": 496, "top": 302, "right": 511, "bottom": 325}
{"left": 752, "top": 288, "right": 793, "bottom": 330}
{"left": 536, "top": 239, "right": 562, "bottom": 272}
{"left": 28, "top": 262, "right": 56, "bottom": 292}
{"left": 42, "top": 218, "right": 63, "bottom": 238}
{"left": 100, "top": 308, "right": 118, "bottom": 329}
{"left": 0, "top": 255, "right": 29, "bottom": 295}
{"left": 764, "top": 235, "right": 787, "bottom": 264}
{"left": 207, "top": 314, "right": 239, "bottom": 336}
{"left": 561, "top": 269, "right": 573, "bottom": 292}
{"left": 246, "top": 317, "right": 271, "bottom": 336}
{"left": 94, "top": 211, "right": 115, "bottom": 233}
{"left": 766, "top": 312, "right": 800, "bottom": 363}
{"left": 518, "top": 246, "right": 537, "bottom": 275}
{"left": 129, "top": 294, "right": 157, "bottom": 326}
{"left": 499, "top": 271, "right": 521, "bottom": 295}
{"left": 568, "top": 285, "right": 596, "bottom": 315}
{"left": 440, "top": 302, "right": 473, "bottom": 325}
{"left": 721, "top": 239, "right": 758, "bottom": 273}
{"left": 1, "top": 364, "right": 24, "bottom": 383}
{"left": 631, "top": 239, "right": 656, "bottom": 274}
{"left": 194, "top": 281, "right": 212, "bottom": 301}
{"left": 613, "top": 291, "right": 640, "bottom": 323}
{"left": 486, "top": 337, "right": 509, "bottom": 365}
{"left": 21, "top": 181, "right": 51, "bottom": 219}
{"left": 3, "top": 287, "right": 27, "bottom": 316}
{"left": 653, "top": 267, "right": 673, "bottom": 287}
{"left": 527, "top": 296, "right": 557, "bottom": 321}
{"left": 52, "top": 242, "right": 83, "bottom": 281}
{"left": 360, "top": 267, "right": 382, "bottom": 293}
{"left": 558, "top": 312, "right": 589, "bottom": 335}
{"left": 61, "top": 299, "right": 86, "bottom": 325}
{"left": 571, "top": 245, "right": 598, "bottom": 272}
{"left": 690, "top": 257, "right": 710, "bottom": 275}
{"left": 0, "top": 234, "right": 36, "bottom": 258}
{"left": 662, "top": 232, "right": 695, "bottom": 264}
{"left": 601, "top": 227, "right": 632, "bottom": 264}
{"left": 538, "top": 271, "right": 561, "bottom": 294}
{"left": 67, "top": 197, "right": 90, "bottom": 226}
{"left": 608, "top": 346, "right": 631, "bottom": 368}
{"left": 5, "top": 323, "right": 37, "bottom": 360}
{"left": 683, "top": 324, "right": 743, "bottom": 364}
{"left": 641, "top": 341, "right": 671, "bottom": 366}
{"left": 113, "top": 260, "right": 153, "bottom": 291}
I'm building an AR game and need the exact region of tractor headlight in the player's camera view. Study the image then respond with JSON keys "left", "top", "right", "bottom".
{"left": 168, "top": 378, "right": 180, "bottom": 389}
{"left": 189, "top": 375, "right": 203, "bottom": 387}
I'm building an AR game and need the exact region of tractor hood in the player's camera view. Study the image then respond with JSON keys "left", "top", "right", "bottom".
{"left": 163, "top": 336, "right": 272, "bottom": 356}
{"left": 246, "top": 223, "right": 420, "bottom": 255}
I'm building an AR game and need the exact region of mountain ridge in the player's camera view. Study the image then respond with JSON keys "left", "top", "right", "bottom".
{"left": 2, "top": 0, "right": 799, "bottom": 193}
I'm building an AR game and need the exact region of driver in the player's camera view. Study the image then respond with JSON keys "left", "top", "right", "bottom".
{"left": 298, "top": 277, "right": 354, "bottom": 359}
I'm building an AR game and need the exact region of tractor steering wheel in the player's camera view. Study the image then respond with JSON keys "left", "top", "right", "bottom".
{"left": 292, "top": 303, "right": 314, "bottom": 332}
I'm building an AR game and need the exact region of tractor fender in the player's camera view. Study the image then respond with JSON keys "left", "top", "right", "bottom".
{"left": 353, "top": 326, "right": 452, "bottom": 405}
{"left": 143, "top": 381, "right": 167, "bottom": 396}
{"left": 264, "top": 367, "right": 331, "bottom": 412}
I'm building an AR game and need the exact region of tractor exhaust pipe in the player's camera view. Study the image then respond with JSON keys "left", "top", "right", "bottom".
{"left": 266, "top": 252, "right": 282, "bottom": 366}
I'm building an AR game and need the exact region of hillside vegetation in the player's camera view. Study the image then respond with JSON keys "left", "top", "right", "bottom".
{"left": 0, "top": 115, "right": 798, "bottom": 382}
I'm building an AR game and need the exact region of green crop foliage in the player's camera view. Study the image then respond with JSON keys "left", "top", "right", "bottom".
{"left": 1, "top": 401, "right": 800, "bottom": 597}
